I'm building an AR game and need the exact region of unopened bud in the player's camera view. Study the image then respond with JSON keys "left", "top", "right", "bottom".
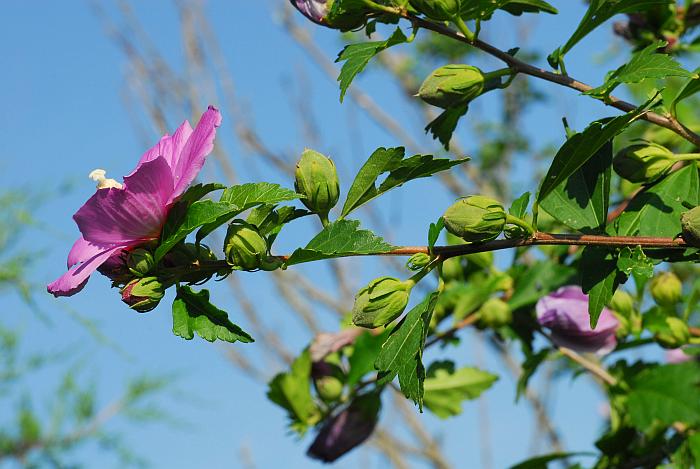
{"left": 289, "top": 0, "right": 371, "bottom": 30}
{"left": 406, "top": 253, "right": 431, "bottom": 271}
{"left": 409, "top": 0, "right": 461, "bottom": 21}
{"left": 613, "top": 143, "right": 675, "bottom": 183}
{"left": 352, "top": 277, "right": 412, "bottom": 328}
{"left": 127, "top": 248, "right": 155, "bottom": 277}
{"left": 419, "top": 65, "right": 486, "bottom": 109}
{"left": 224, "top": 221, "right": 268, "bottom": 271}
{"left": 681, "top": 206, "right": 700, "bottom": 246}
{"left": 121, "top": 277, "right": 165, "bottom": 313}
{"left": 294, "top": 149, "right": 340, "bottom": 218}
{"left": 655, "top": 317, "right": 690, "bottom": 349}
{"left": 443, "top": 196, "right": 506, "bottom": 243}
{"left": 613, "top": 311, "right": 631, "bottom": 338}
{"left": 609, "top": 290, "right": 635, "bottom": 316}
{"left": 312, "top": 361, "right": 345, "bottom": 403}
{"left": 649, "top": 272, "right": 682, "bottom": 307}
{"left": 477, "top": 297, "right": 512, "bottom": 328}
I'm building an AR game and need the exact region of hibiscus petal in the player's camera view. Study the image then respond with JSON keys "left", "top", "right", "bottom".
{"left": 48, "top": 245, "right": 125, "bottom": 297}
{"left": 130, "top": 120, "right": 194, "bottom": 176}
{"left": 74, "top": 156, "right": 174, "bottom": 245}
{"left": 67, "top": 236, "right": 116, "bottom": 268}
{"left": 171, "top": 106, "right": 222, "bottom": 198}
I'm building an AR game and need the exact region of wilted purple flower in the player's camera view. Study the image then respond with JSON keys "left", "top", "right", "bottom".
{"left": 666, "top": 348, "right": 693, "bottom": 364}
{"left": 47, "top": 107, "right": 222, "bottom": 297}
{"left": 536, "top": 286, "right": 619, "bottom": 355}
{"left": 290, "top": 0, "right": 329, "bottom": 25}
{"left": 307, "top": 393, "right": 380, "bottom": 462}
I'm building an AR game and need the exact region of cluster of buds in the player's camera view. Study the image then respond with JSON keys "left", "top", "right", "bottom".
{"left": 418, "top": 65, "right": 511, "bottom": 110}
{"left": 352, "top": 277, "right": 414, "bottom": 328}
{"left": 294, "top": 149, "right": 340, "bottom": 223}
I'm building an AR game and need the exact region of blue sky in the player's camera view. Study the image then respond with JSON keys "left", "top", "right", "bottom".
{"left": 0, "top": 1, "right": 661, "bottom": 468}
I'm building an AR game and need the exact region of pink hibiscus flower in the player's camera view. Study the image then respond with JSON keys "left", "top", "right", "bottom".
{"left": 48, "top": 106, "right": 222, "bottom": 297}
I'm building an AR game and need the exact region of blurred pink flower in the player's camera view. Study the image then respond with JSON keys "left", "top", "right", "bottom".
{"left": 289, "top": 0, "right": 328, "bottom": 25}
{"left": 47, "top": 106, "right": 222, "bottom": 297}
{"left": 536, "top": 286, "right": 619, "bottom": 355}
{"left": 666, "top": 348, "right": 692, "bottom": 364}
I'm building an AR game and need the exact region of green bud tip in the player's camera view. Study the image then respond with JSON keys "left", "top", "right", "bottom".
{"left": 406, "top": 253, "right": 431, "bottom": 271}
{"left": 223, "top": 221, "right": 268, "bottom": 271}
{"left": 612, "top": 143, "right": 675, "bottom": 183}
{"left": 418, "top": 64, "right": 486, "bottom": 109}
{"left": 127, "top": 248, "right": 155, "bottom": 277}
{"left": 351, "top": 277, "right": 413, "bottom": 329}
{"left": 655, "top": 316, "right": 690, "bottom": 349}
{"left": 681, "top": 206, "right": 700, "bottom": 247}
{"left": 294, "top": 149, "right": 340, "bottom": 218}
{"left": 443, "top": 195, "right": 506, "bottom": 243}
{"left": 609, "top": 290, "right": 635, "bottom": 316}
{"left": 649, "top": 272, "right": 682, "bottom": 307}
{"left": 121, "top": 277, "right": 166, "bottom": 313}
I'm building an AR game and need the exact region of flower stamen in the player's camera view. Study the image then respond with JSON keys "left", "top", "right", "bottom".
{"left": 89, "top": 169, "right": 123, "bottom": 190}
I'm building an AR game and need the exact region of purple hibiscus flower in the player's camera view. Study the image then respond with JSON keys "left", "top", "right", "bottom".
{"left": 289, "top": 0, "right": 329, "bottom": 25}
{"left": 47, "top": 106, "right": 222, "bottom": 298}
{"left": 536, "top": 286, "right": 619, "bottom": 355}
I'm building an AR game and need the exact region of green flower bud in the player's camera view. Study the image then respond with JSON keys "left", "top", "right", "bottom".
{"left": 613, "top": 311, "right": 631, "bottom": 339}
{"left": 224, "top": 221, "right": 268, "bottom": 271}
{"left": 121, "top": 277, "right": 165, "bottom": 313}
{"left": 609, "top": 290, "right": 635, "bottom": 316}
{"left": 312, "top": 361, "right": 345, "bottom": 403}
{"left": 294, "top": 149, "right": 340, "bottom": 218}
{"left": 443, "top": 196, "right": 506, "bottom": 243}
{"left": 418, "top": 65, "right": 486, "bottom": 109}
{"left": 440, "top": 257, "right": 464, "bottom": 282}
{"left": 127, "top": 248, "right": 155, "bottom": 276}
{"left": 409, "top": 0, "right": 460, "bottom": 21}
{"left": 649, "top": 272, "right": 682, "bottom": 307}
{"left": 613, "top": 143, "right": 675, "bottom": 183}
{"left": 406, "top": 252, "right": 431, "bottom": 271}
{"left": 681, "top": 206, "right": 700, "bottom": 246}
{"left": 477, "top": 297, "right": 512, "bottom": 329}
{"left": 655, "top": 316, "right": 690, "bottom": 349}
{"left": 352, "top": 277, "right": 412, "bottom": 328}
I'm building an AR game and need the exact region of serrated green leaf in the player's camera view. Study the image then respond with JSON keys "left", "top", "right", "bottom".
{"left": 285, "top": 219, "right": 395, "bottom": 266}
{"left": 375, "top": 292, "right": 439, "bottom": 410}
{"left": 336, "top": 27, "right": 406, "bottom": 102}
{"left": 580, "top": 247, "right": 624, "bottom": 328}
{"left": 537, "top": 100, "right": 654, "bottom": 205}
{"left": 247, "top": 204, "right": 309, "bottom": 246}
{"left": 425, "top": 105, "right": 469, "bottom": 150}
{"left": 549, "top": 0, "right": 671, "bottom": 66}
{"left": 195, "top": 183, "right": 300, "bottom": 245}
{"left": 341, "top": 147, "right": 468, "bottom": 217}
{"left": 540, "top": 142, "right": 611, "bottom": 233}
{"left": 671, "top": 67, "right": 700, "bottom": 115}
{"left": 172, "top": 285, "right": 254, "bottom": 344}
{"left": 616, "top": 246, "right": 654, "bottom": 278}
{"left": 423, "top": 361, "right": 498, "bottom": 418}
{"left": 177, "top": 182, "right": 226, "bottom": 205}
{"left": 156, "top": 200, "right": 239, "bottom": 261}
{"left": 627, "top": 362, "right": 700, "bottom": 430}
{"left": 615, "top": 165, "right": 699, "bottom": 237}
{"left": 460, "top": 0, "right": 557, "bottom": 20}
{"left": 267, "top": 349, "right": 321, "bottom": 435}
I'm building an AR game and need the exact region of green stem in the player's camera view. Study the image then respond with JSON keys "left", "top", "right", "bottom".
{"left": 674, "top": 153, "right": 700, "bottom": 161}
{"left": 360, "top": 0, "right": 400, "bottom": 15}
{"left": 505, "top": 214, "right": 535, "bottom": 236}
{"left": 452, "top": 16, "right": 475, "bottom": 42}
{"left": 319, "top": 213, "right": 330, "bottom": 228}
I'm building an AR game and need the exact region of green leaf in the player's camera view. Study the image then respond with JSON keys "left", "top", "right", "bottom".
{"left": 689, "top": 433, "right": 700, "bottom": 468}
{"left": 375, "top": 292, "right": 439, "bottom": 410}
{"left": 509, "top": 192, "right": 531, "bottom": 219}
{"left": 615, "top": 165, "right": 699, "bottom": 237}
{"left": 586, "top": 40, "right": 695, "bottom": 98}
{"left": 460, "top": 0, "right": 557, "bottom": 20}
{"left": 247, "top": 204, "right": 310, "bottom": 245}
{"left": 508, "top": 261, "right": 576, "bottom": 310}
{"left": 616, "top": 246, "right": 654, "bottom": 279}
{"left": 195, "top": 183, "right": 300, "bottom": 245}
{"left": 548, "top": 0, "right": 671, "bottom": 67}
{"left": 156, "top": 200, "right": 240, "bottom": 261}
{"left": 509, "top": 452, "right": 594, "bottom": 469}
{"left": 285, "top": 219, "right": 395, "bottom": 265}
{"left": 267, "top": 349, "right": 321, "bottom": 435}
{"left": 341, "top": 147, "right": 468, "bottom": 217}
{"left": 423, "top": 361, "right": 498, "bottom": 418}
{"left": 540, "top": 142, "right": 612, "bottom": 233}
{"left": 177, "top": 182, "right": 226, "bottom": 205}
{"left": 671, "top": 67, "right": 700, "bottom": 115}
{"left": 172, "top": 285, "right": 254, "bottom": 343}
{"left": 537, "top": 100, "right": 654, "bottom": 205}
{"left": 425, "top": 105, "right": 469, "bottom": 150}
{"left": 428, "top": 217, "right": 444, "bottom": 252}
{"left": 627, "top": 362, "right": 700, "bottom": 430}
{"left": 580, "top": 246, "right": 625, "bottom": 327}
{"left": 336, "top": 27, "right": 407, "bottom": 102}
